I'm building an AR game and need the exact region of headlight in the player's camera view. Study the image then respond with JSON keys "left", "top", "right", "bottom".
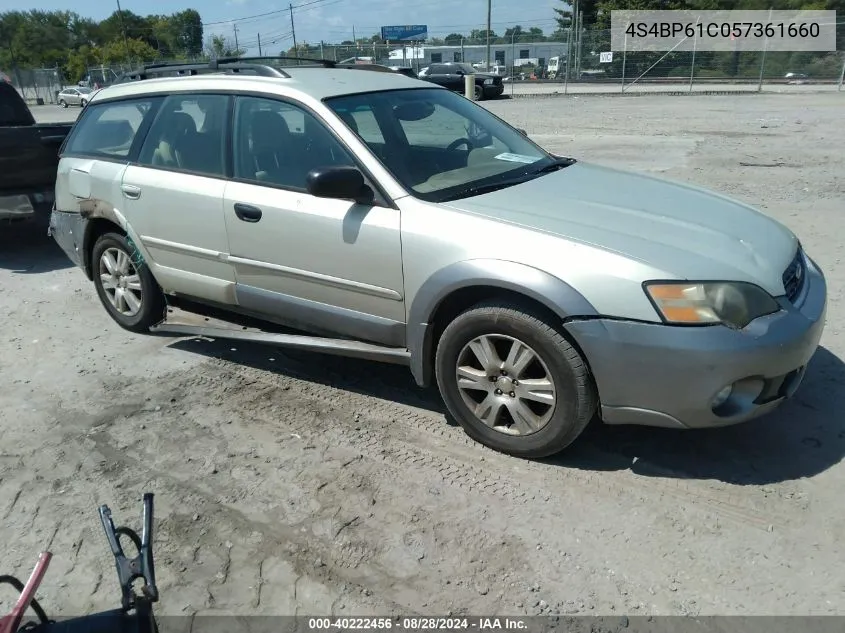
{"left": 644, "top": 281, "right": 780, "bottom": 329}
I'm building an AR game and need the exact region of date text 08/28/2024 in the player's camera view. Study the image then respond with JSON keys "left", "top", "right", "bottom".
{"left": 307, "top": 617, "right": 530, "bottom": 630}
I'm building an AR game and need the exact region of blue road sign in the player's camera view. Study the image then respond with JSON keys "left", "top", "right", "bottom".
{"left": 380, "top": 25, "right": 428, "bottom": 41}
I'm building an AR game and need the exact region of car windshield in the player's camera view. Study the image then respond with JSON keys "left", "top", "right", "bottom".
{"left": 78, "top": 87, "right": 93, "bottom": 94}
{"left": 455, "top": 63, "right": 476, "bottom": 74}
{"left": 325, "top": 88, "right": 561, "bottom": 203}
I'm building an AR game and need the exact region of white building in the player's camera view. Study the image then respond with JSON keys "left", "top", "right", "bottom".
{"left": 388, "top": 42, "right": 568, "bottom": 69}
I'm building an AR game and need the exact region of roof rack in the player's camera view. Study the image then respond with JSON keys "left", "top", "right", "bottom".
{"left": 114, "top": 56, "right": 401, "bottom": 84}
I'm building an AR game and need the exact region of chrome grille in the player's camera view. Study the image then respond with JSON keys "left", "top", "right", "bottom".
{"left": 782, "top": 249, "right": 805, "bottom": 303}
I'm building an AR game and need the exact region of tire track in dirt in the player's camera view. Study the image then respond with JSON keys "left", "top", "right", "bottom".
{"left": 172, "top": 356, "right": 790, "bottom": 531}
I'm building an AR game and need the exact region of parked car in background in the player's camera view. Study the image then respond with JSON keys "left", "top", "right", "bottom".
{"left": 388, "top": 66, "right": 418, "bottom": 79}
{"left": 49, "top": 59, "right": 826, "bottom": 459}
{"left": 58, "top": 86, "right": 94, "bottom": 108}
{"left": 0, "top": 80, "right": 73, "bottom": 224}
{"left": 419, "top": 62, "right": 504, "bottom": 100}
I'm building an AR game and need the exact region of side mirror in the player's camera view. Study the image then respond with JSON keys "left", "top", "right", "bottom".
{"left": 306, "top": 166, "right": 374, "bottom": 205}
{"left": 517, "top": 128, "right": 528, "bottom": 136}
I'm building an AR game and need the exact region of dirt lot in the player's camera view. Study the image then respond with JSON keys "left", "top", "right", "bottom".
{"left": 2, "top": 93, "right": 843, "bottom": 621}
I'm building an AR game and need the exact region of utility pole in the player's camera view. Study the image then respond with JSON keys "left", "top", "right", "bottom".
{"left": 257, "top": 33, "right": 262, "bottom": 56}
{"left": 485, "top": 0, "right": 492, "bottom": 72}
{"left": 233, "top": 23, "right": 239, "bottom": 55}
{"left": 352, "top": 25, "right": 357, "bottom": 61}
{"left": 566, "top": 0, "right": 578, "bottom": 83}
{"left": 115, "top": 0, "right": 131, "bottom": 64}
{"left": 290, "top": 4, "right": 298, "bottom": 60}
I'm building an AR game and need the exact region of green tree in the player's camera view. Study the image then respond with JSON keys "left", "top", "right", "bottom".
{"left": 205, "top": 34, "right": 243, "bottom": 59}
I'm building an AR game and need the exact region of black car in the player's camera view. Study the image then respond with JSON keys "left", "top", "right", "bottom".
{"left": 0, "top": 81, "right": 73, "bottom": 224}
{"left": 388, "top": 66, "right": 418, "bottom": 79}
{"left": 419, "top": 62, "right": 504, "bottom": 100}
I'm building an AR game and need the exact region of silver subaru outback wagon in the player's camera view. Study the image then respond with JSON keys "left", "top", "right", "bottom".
{"left": 50, "top": 65, "right": 827, "bottom": 459}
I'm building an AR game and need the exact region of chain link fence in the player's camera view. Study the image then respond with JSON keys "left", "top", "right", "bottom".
{"left": 5, "top": 67, "right": 64, "bottom": 104}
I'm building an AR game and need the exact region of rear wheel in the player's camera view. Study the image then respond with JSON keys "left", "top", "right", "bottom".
{"left": 473, "top": 84, "right": 484, "bottom": 101}
{"left": 91, "top": 232, "right": 166, "bottom": 333}
{"left": 435, "top": 301, "right": 596, "bottom": 458}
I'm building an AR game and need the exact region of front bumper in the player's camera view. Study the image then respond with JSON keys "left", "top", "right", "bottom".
{"left": 48, "top": 209, "right": 89, "bottom": 274}
{"left": 564, "top": 255, "right": 827, "bottom": 429}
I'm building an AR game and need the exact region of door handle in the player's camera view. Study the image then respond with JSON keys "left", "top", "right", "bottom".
{"left": 121, "top": 184, "right": 141, "bottom": 200}
{"left": 234, "top": 203, "right": 262, "bottom": 223}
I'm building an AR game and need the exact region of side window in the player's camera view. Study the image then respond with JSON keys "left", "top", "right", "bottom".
{"left": 137, "top": 94, "right": 228, "bottom": 177}
{"left": 397, "top": 103, "right": 484, "bottom": 149}
{"left": 64, "top": 99, "right": 155, "bottom": 158}
{"left": 233, "top": 96, "right": 356, "bottom": 191}
{"left": 334, "top": 105, "right": 385, "bottom": 145}
{"left": 430, "top": 53, "right": 443, "bottom": 63}
{"left": 396, "top": 101, "right": 507, "bottom": 157}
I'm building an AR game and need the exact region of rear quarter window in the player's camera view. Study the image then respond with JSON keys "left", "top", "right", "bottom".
{"left": 63, "top": 99, "right": 156, "bottom": 159}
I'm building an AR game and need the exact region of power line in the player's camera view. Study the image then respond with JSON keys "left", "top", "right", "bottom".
{"left": 202, "top": 0, "right": 338, "bottom": 27}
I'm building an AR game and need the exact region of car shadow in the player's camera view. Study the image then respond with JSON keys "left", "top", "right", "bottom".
{"left": 166, "top": 336, "right": 451, "bottom": 417}
{"left": 165, "top": 335, "right": 844, "bottom": 485}
{"left": 0, "top": 218, "right": 73, "bottom": 274}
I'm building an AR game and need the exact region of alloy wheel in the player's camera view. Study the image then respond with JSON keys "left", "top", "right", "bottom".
{"left": 98, "top": 247, "right": 143, "bottom": 317}
{"left": 455, "top": 334, "right": 556, "bottom": 436}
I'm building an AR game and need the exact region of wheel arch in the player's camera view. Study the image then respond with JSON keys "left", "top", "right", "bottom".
{"left": 82, "top": 217, "right": 125, "bottom": 280}
{"left": 407, "top": 259, "right": 599, "bottom": 388}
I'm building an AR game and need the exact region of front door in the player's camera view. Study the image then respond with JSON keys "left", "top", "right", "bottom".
{"left": 223, "top": 95, "right": 405, "bottom": 346}
{"left": 121, "top": 93, "right": 235, "bottom": 304}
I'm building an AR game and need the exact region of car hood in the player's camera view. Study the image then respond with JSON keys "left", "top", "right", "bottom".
{"left": 441, "top": 161, "right": 798, "bottom": 295}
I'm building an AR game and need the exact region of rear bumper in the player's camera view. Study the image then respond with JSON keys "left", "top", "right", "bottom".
{"left": 484, "top": 85, "right": 505, "bottom": 97}
{"left": 48, "top": 209, "right": 89, "bottom": 274}
{"left": 564, "top": 254, "right": 827, "bottom": 429}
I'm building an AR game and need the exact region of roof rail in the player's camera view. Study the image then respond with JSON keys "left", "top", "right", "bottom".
{"left": 115, "top": 59, "right": 293, "bottom": 83}
{"left": 214, "top": 55, "right": 339, "bottom": 67}
{"left": 114, "top": 56, "right": 410, "bottom": 84}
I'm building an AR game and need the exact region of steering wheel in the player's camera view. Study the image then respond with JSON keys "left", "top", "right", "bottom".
{"left": 447, "top": 138, "right": 473, "bottom": 153}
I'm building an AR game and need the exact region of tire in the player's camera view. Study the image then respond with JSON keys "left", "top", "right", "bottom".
{"left": 435, "top": 301, "right": 596, "bottom": 458}
{"left": 91, "top": 232, "right": 166, "bottom": 333}
{"left": 474, "top": 84, "right": 484, "bottom": 101}
{"left": 80, "top": 99, "right": 87, "bottom": 108}
{"left": 59, "top": 99, "right": 67, "bottom": 108}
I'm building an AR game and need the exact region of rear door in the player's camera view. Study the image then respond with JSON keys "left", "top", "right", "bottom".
{"left": 120, "top": 93, "right": 235, "bottom": 304}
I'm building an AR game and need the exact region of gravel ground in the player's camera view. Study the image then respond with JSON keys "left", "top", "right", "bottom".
{"left": 2, "top": 92, "right": 843, "bottom": 622}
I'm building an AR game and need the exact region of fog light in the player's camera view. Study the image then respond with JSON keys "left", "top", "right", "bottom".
{"left": 712, "top": 384, "right": 733, "bottom": 408}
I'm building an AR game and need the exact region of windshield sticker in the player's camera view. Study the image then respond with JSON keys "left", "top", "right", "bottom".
{"left": 494, "top": 153, "right": 540, "bottom": 164}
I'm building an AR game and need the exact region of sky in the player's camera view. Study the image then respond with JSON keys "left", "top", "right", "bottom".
{"left": 0, "top": 0, "right": 564, "bottom": 56}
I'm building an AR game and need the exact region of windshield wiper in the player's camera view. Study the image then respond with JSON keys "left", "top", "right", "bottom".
{"left": 533, "top": 156, "right": 576, "bottom": 174}
{"left": 439, "top": 176, "right": 533, "bottom": 202}
{"left": 438, "top": 157, "right": 576, "bottom": 203}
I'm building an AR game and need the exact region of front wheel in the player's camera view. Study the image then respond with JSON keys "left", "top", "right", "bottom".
{"left": 59, "top": 99, "right": 67, "bottom": 108}
{"left": 474, "top": 84, "right": 484, "bottom": 101}
{"left": 80, "top": 99, "right": 87, "bottom": 107}
{"left": 435, "top": 301, "right": 597, "bottom": 458}
{"left": 91, "top": 232, "right": 166, "bottom": 333}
